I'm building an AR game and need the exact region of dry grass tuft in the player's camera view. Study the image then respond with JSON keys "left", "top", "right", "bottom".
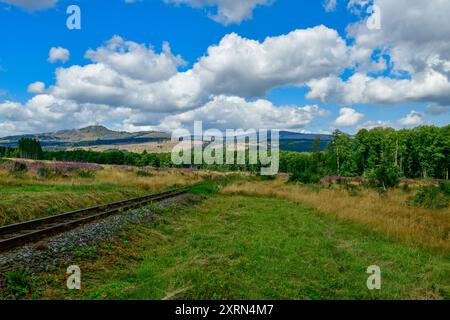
{"left": 222, "top": 179, "right": 450, "bottom": 253}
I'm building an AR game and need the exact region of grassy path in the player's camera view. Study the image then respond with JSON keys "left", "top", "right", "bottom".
{"left": 42, "top": 194, "right": 450, "bottom": 300}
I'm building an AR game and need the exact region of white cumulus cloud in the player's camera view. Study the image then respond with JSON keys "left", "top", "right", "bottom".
{"left": 163, "top": 0, "right": 273, "bottom": 25}
{"left": 27, "top": 81, "right": 46, "bottom": 94}
{"left": 48, "top": 47, "right": 70, "bottom": 64}
{"left": 334, "top": 107, "right": 364, "bottom": 126}
{"left": 151, "top": 95, "right": 329, "bottom": 131}
{"left": 49, "top": 27, "right": 349, "bottom": 113}
{"left": 399, "top": 110, "right": 423, "bottom": 126}
{"left": 307, "top": 0, "right": 450, "bottom": 107}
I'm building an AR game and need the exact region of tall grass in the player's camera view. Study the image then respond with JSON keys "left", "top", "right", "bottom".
{"left": 222, "top": 179, "right": 450, "bottom": 253}
{"left": 0, "top": 165, "right": 210, "bottom": 225}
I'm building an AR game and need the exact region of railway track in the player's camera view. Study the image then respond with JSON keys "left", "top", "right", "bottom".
{"left": 0, "top": 188, "right": 189, "bottom": 253}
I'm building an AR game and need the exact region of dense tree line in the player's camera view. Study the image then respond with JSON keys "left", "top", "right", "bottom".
{"left": 42, "top": 149, "right": 263, "bottom": 172}
{"left": 18, "top": 138, "right": 43, "bottom": 160}
{"left": 280, "top": 125, "right": 449, "bottom": 187}
{"left": 0, "top": 147, "right": 9, "bottom": 157}
{"left": 328, "top": 125, "right": 449, "bottom": 180}
{"left": 2, "top": 125, "right": 448, "bottom": 184}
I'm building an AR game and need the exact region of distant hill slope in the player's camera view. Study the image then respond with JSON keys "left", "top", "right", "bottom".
{"left": 2, "top": 125, "right": 171, "bottom": 142}
{"left": 0, "top": 127, "right": 331, "bottom": 152}
{"left": 0, "top": 125, "right": 172, "bottom": 148}
{"left": 278, "top": 131, "right": 331, "bottom": 152}
{"left": 279, "top": 131, "right": 331, "bottom": 141}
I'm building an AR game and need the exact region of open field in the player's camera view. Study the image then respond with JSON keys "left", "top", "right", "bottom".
{"left": 67, "top": 141, "right": 180, "bottom": 153}
{"left": 222, "top": 179, "right": 450, "bottom": 252}
{"left": 0, "top": 162, "right": 449, "bottom": 300}
{"left": 36, "top": 192, "right": 449, "bottom": 300}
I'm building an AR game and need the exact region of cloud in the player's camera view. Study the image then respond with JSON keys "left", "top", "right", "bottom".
{"left": 150, "top": 95, "right": 329, "bottom": 131}
{"left": 323, "top": 0, "right": 337, "bottom": 12}
{"left": 48, "top": 47, "right": 70, "bottom": 64}
{"left": 163, "top": 0, "right": 273, "bottom": 25}
{"left": 347, "top": 0, "right": 450, "bottom": 74}
{"left": 333, "top": 107, "right": 364, "bottom": 126}
{"left": 50, "top": 27, "right": 349, "bottom": 113}
{"left": 308, "top": 0, "right": 450, "bottom": 107}
{"left": 399, "top": 110, "right": 423, "bottom": 126}
{"left": 357, "top": 120, "right": 393, "bottom": 130}
{"left": 307, "top": 70, "right": 450, "bottom": 106}
{"left": 425, "top": 104, "right": 449, "bottom": 116}
{"left": 4, "top": 1, "right": 450, "bottom": 136}
{"left": 0, "top": 94, "right": 328, "bottom": 136}
{"left": 27, "top": 81, "right": 46, "bottom": 94}
{"left": 85, "top": 36, "right": 186, "bottom": 83}
{"left": 0, "top": 95, "right": 132, "bottom": 136}
{"left": 1, "top": 0, "right": 57, "bottom": 11}
{"left": 1, "top": 26, "right": 338, "bottom": 136}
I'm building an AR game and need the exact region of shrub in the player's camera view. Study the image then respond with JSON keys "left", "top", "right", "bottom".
{"left": 439, "top": 181, "right": 450, "bottom": 195}
{"left": 401, "top": 182, "right": 411, "bottom": 193}
{"left": 289, "top": 172, "right": 321, "bottom": 184}
{"left": 367, "top": 164, "right": 400, "bottom": 190}
{"left": 7, "top": 161, "right": 28, "bottom": 174}
{"left": 6, "top": 268, "right": 33, "bottom": 296}
{"left": 412, "top": 185, "right": 449, "bottom": 209}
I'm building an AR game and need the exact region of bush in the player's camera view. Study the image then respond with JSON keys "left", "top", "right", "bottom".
{"left": 367, "top": 164, "right": 400, "bottom": 190}
{"left": 288, "top": 171, "right": 321, "bottom": 184}
{"left": 439, "top": 181, "right": 450, "bottom": 195}
{"left": 10, "top": 161, "right": 28, "bottom": 174}
{"left": 6, "top": 268, "right": 34, "bottom": 296}
{"left": 412, "top": 185, "right": 449, "bottom": 209}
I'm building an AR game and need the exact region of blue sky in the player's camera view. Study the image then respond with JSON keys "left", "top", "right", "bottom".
{"left": 0, "top": 0, "right": 449, "bottom": 136}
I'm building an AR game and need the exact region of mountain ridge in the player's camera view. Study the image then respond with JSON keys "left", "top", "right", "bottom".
{"left": 0, "top": 125, "right": 171, "bottom": 143}
{"left": 0, "top": 126, "right": 332, "bottom": 152}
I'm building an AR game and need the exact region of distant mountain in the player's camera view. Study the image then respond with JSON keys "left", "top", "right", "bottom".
{"left": 278, "top": 131, "right": 331, "bottom": 152}
{"left": 279, "top": 131, "right": 331, "bottom": 141}
{"left": 0, "top": 125, "right": 171, "bottom": 148}
{"left": 0, "top": 126, "right": 331, "bottom": 152}
{"left": 191, "top": 130, "right": 331, "bottom": 152}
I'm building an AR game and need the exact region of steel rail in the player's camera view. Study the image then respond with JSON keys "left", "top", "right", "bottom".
{"left": 0, "top": 188, "right": 188, "bottom": 252}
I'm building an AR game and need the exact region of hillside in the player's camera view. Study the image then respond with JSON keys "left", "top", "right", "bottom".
{"left": 0, "top": 125, "right": 172, "bottom": 149}
{"left": 0, "top": 126, "right": 332, "bottom": 152}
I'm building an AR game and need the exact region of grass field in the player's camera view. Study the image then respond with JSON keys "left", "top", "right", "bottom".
{"left": 223, "top": 179, "right": 450, "bottom": 252}
{"left": 0, "top": 162, "right": 207, "bottom": 226}
{"left": 38, "top": 193, "right": 450, "bottom": 300}
{"left": 1, "top": 162, "right": 449, "bottom": 300}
